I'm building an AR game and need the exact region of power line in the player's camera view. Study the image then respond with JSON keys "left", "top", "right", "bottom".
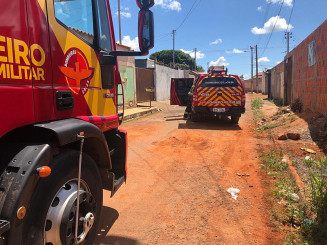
{"left": 155, "top": 32, "right": 171, "bottom": 41}
{"left": 287, "top": 0, "right": 295, "bottom": 32}
{"left": 260, "top": 0, "right": 285, "bottom": 57}
{"left": 257, "top": 2, "right": 271, "bottom": 45}
{"left": 175, "top": 0, "right": 202, "bottom": 31}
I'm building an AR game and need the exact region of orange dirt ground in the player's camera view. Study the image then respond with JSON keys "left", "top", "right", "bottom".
{"left": 95, "top": 96, "right": 284, "bottom": 245}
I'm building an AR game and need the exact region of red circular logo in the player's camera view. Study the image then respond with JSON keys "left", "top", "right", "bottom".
{"left": 59, "top": 48, "right": 94, "bottom": 95}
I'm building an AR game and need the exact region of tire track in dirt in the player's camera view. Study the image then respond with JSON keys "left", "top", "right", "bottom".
{"left": 98, "top": 101, "right": 283, "bottom": 245}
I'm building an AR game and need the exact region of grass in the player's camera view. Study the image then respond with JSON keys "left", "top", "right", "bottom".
{"left": 254, "top": 109, "right": 265, "bottom": 119}
{"left": 251, "top": 98, "right": 264, "bottom": 110}
{"left": 261, "top": 150, "right": 327, "bottom": 244}
{"left": 261, "top": 150, "right": 309, "bottom": 243}
{"left": 261, "top": 123, "right": 283, "bottom": 130}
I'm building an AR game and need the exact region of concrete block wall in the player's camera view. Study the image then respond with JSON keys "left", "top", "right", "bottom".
{"left": 154, "top": 63, "right": 184, "bottom": 101}
{"left": 292, "top": 19, "right": 327, "bottom": 115}
{"left": 270, "top": 61, "right": 285, "bottom": 102}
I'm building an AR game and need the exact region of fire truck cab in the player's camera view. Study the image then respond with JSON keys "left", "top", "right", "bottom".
{"left": 171, "top": 66, "right": 246, "bottom": 124}
{"left": 0, "top": 0, "right": 154, "bottom": 244}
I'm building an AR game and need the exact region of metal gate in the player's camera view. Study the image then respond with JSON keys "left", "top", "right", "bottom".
{"left": 135, "top": 67, "right": 154, "bottom": 103}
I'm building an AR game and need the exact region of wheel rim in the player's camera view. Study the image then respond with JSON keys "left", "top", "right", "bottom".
{"left": 44, "top": 179, "right": 96, "bottom": 245}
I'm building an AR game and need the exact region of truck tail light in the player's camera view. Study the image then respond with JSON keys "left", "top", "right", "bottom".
{"left": 242, "top": 93, "right": 246, "bottom": 106}
{"left": 192, "top": 92, "right": 198, "bottom": 107}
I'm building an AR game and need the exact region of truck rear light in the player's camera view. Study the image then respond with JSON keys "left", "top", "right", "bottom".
{"left": 242, "top": 94, "right": 246, "bottom": 106}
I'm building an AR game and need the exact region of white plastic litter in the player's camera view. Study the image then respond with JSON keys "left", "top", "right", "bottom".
{"left": 305, "top": 156, "right": 312, "bottom": 160}
{"left": 227, "top": 187, "right": 240, "bottom": 200}
{"left": 290, "top": 193, "right": 300, "bottom": 202}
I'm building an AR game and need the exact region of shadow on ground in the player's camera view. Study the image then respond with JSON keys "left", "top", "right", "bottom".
{"left": 178, "top": 116, "right": 242, "bottom": 131}
{"left": 94, "top": 206, "right": 140, "bottom": 245}
{"left": 297, "top": 111, "right": 327, "bottom": 154}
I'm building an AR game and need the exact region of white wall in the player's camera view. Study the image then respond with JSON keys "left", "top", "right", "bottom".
{"left": 154, "top": 64, "right": 184, "bottom": 101}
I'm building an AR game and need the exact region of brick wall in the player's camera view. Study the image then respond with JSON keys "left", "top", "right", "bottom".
{"left": 292, "top": 19, "right": 327, "bottom": 115}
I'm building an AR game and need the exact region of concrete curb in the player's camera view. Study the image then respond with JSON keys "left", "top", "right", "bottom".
{"left": 123, "top": 107, "right": 160, "bottom": 121}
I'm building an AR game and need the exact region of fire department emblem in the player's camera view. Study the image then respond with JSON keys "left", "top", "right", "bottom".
{"left": 59, "top": 48, "right": 94, "bottom": 95}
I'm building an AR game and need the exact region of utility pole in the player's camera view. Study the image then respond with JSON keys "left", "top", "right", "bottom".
{"left": 194, "top": 48, "right": 197, "bottom": 71}
{"left": 250, "top": 46, "right": 254, "bottom": 93}
{"left": 118, "top": 0, "right": 122, "bottom": 44}
{"left": 256, "top": 45, "right": 259, "bottom": 93}
{"left": 172, "top": 30, "right": 176, "bottom": 68}
{"left": 285, "top": 31, "right": 293, "bottom": 54}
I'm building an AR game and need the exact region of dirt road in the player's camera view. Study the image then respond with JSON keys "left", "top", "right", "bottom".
{"left": 95, "top": 98, "right": 282, "bottom": 245}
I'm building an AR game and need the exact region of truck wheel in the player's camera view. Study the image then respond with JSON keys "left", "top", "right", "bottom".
{"left": 191, "top": 112, "right": 200, "bottom": 122}
{"left": 24, "top": 150, "right": 103, "bottom": 245}
{"left": 231, "top": 115, "right": 240, "bottom": 124}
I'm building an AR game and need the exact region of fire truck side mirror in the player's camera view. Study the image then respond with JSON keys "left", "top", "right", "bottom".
{"left": 99, "top": 51, "right": 117, "bottom": 65}
{"left": 136, "top": 0, "right": 154, "bottom": 9}
{"left": 138, "top": 9, "right": 154, "bottom": 53}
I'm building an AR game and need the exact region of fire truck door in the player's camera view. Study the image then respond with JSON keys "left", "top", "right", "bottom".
{"left": 28, "top": 0, "right": 55, "bottom": 123}
{"left": 46, "top": 0, "right": 117, "bottom": 120}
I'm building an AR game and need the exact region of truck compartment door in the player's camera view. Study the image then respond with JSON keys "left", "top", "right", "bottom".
{"left": 170, "top": 78, "right": 194, "bottom": 106}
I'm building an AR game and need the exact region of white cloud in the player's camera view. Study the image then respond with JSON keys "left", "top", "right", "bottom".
{"left": 115, "top": 11, "right": 132, "bottom": 18}
{"left": 267, "top": 0, "right": 293, "bottom": 7}
{"left": 244, "top": 74, "right": 250, "bottom": 79}
{"left": 258, "top": 57, "right": 270, "bottom": 63}
{"left": 209, "top": 38, "right": 223, "bottom": 45}
{"left": 209, "top": 57, "right": 229, "bottom": 67}
{"left": 155, "top": 0, "right": 181, "bottom": 11}
{"left": 251, "top": 16, "right": 293, "bottom": 35}
{"left": 257, "top": 6, "right": 263, "bottom": 12}
{"left": 121, "top": 36, "right": 139, "bottom": 51}
{"left": 180, "top": 49, "right": 205, "bottom": 59}
{"left": 226, "top": 48, "right": 245, "bottom": 54}
{"left": 276, "top": 61, "right": 282, "bottom": 64}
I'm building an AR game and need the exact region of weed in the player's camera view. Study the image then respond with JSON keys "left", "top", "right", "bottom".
{"left": 289, "top": 113, "right": 297, "bottom": 122}
{"left": 261, "top": 150, "right": 312, "bottom": 244}
{"left": 251, "top": 98, "right": 264, "bottom": 110}
{"left": 262, "top": 123, "right": 283, "bottom": 130}
{"left": 291, "top": 98, "right": 303, "bottom": 113}
{"left": 309, "top": 168, "right": 327, "bottom": 223}
{"left": 303, "top": 157, "right": 316, "bottom": 168}
{"left": 254, "top": 109, "right": 264, "bottom": 119}
{"left": 282, "top": 116, "right": 288, "bottom": 123}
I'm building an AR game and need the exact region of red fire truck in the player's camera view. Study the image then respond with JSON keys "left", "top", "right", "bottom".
{"left": 0, "top": 0, "right": 154, "bottom": 244}
{"left": 171, "top": 66, "right": 246, "bottom": 123}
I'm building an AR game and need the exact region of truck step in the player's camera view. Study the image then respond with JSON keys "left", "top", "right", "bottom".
{"left": 0, "top": 220, "right": 10, "bottom": 236}
{"left": 111, "top": 175, "right": 125, "bottom": 197}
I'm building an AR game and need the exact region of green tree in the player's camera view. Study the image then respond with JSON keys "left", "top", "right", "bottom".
{"left": 196, "top": 65, "right": 205, "bottom": 73}
{"left": 150, "top": 50, "right": 196, "bottom": 70}
{"left": 239, "top": 74, "right": 245, "bottom": 80}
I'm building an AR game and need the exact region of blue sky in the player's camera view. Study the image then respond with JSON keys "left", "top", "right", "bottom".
{"left": 111, "top": 0, "right": 327, "bottom": 78}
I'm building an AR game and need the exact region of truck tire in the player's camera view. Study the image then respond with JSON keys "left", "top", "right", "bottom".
{"left": 24, "top": 150, "right": 103, "bottom": 245}
{"left": 231, "top": 115, "right": 240, "bottom": 124}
